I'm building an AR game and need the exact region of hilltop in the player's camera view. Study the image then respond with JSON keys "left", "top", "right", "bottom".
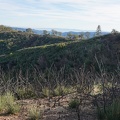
{"left": 0, "top": 26, "right": 119, "bottom": 73}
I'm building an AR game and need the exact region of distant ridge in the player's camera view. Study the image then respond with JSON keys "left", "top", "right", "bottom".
{"left": 12, "top": 27, "right": 109, "bottom": 37}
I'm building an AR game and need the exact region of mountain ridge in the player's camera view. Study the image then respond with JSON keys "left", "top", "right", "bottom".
{"left": 12, "top": 27, "right": 109, "bottom": 37}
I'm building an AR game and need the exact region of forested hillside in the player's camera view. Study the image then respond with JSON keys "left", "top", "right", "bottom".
{"left": 0, "top": 27, "right": 119, "bottom": 73}
{"left": 0, "top": 25, "right": 120, "bottom": 120}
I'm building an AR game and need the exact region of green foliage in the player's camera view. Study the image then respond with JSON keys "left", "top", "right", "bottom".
{"left": 68, "top": 99, "right": 80, "bottom": 109}
{"left": 57, "top": 42, "right": 66, "bottom": 48}
{"left": 42, "top": 87, "right": 52, "bottom": 97}
{"left": 97, "top": 99, "right": 120, "bottom": 120}
{"left": 0, "top": 25, "right": 13, "bottom": 32}
{"left": 41, "top": 86, "right": 74, "bottom": 98}
{"left": 28, "top": 105, "right": 42, "bottom": 120}
{"left": 26, "top": 28, "right": 33, "bottom": 33}
{"left": 54, "top": 86, "right": 74, "bottom": 96}
{"left": 16, "top": 88, "right": 36, "bottom": 99}
{"left": 0, "top": 31, "right": 71, "bottom": 56}
{"left": 0, "top": 31, "right": 119, "bottom": 73}
{"left": 0, "top": 92, "right": 20, "bottom": 115}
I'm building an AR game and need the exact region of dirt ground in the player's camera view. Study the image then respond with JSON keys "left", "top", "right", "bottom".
{"left": 0, "top": 94, "right": 98, "bottom": 120}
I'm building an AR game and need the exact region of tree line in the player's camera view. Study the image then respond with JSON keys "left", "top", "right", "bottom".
{"left": 0, "top": 25, "right": 119, "bottom": 40}
{"left": 23, "top": 25, "right": 120, "bottom": 40}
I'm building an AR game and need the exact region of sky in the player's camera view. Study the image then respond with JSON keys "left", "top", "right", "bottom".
{"left": 0, "top": 0, "right": 120, "bottom": 31}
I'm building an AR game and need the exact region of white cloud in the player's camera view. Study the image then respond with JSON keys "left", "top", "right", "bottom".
{"left": 0, "top": 0, "right": 120, "bottom": 31}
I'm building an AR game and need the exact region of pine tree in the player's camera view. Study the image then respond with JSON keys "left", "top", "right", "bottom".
{"left": 95, "top": 25, "right": 101, "bottom": 37}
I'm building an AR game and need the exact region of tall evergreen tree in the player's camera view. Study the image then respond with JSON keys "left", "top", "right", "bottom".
{"left": 95, "top": 25, "right": 101, "bottom": 37}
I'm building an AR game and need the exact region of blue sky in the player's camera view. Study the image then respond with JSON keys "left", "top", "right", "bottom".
{"left": 0, "top": 0, "right": 120, "bottom": 31}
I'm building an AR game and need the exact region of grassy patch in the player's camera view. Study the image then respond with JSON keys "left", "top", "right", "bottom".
{"left": 42, "top": 86, "right": 74, "bottom": 97}
{"left": 68, "top": 99, "right": 80, "bottom": 109}
{"left": 97, "top": 99, "right": 120, "bottom": 120}
{"left": 16, "top": 88, "right": 36, "bottom": 99}
{"left": 28, "top": 105, "right": 42, "bottom": 120}
{"left": 54, "top": 85, "right": 74, "bottom": 96}
{"left": 0, "top": 92, "right": 20, "bottom": 115}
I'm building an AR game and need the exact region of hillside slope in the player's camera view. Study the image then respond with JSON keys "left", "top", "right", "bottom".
{"left": 0, "top": 31, "right": 71, "bottom": 55}
{"left": 0, "top": 32, "right": 120, "bottom": 72}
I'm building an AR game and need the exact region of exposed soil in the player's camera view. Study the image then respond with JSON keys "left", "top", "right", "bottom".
{"left": 0, "top": 94, "right": 98, "bottom": 120}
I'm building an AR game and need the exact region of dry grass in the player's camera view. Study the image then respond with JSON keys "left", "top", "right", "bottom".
{"left": 0, "top": 92, "right": 20, "bottom": 115}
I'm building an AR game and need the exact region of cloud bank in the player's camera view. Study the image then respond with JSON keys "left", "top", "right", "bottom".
{"left": 0, "top": 0, "right": 120, "bottom": 31}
